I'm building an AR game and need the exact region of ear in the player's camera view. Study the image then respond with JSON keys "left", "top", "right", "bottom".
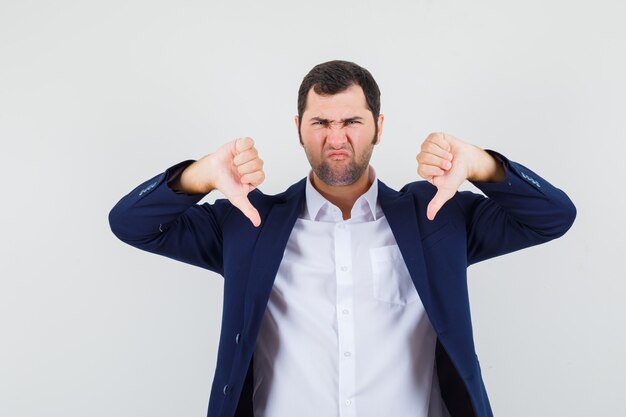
{"left": 375, "top": 114, "right": 384, "bottom": 145}
{"left": 295, "top": 115, "right": 304, "bottom": 146}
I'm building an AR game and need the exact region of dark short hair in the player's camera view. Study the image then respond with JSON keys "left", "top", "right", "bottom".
{"left": 297, "top": 60, "right": 381, "bottom": 122}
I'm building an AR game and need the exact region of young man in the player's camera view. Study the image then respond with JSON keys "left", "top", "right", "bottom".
{"left": 109, "top": 60, "right": 576, "bottom": 417}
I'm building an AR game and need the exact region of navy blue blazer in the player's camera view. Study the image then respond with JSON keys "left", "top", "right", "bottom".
{"left": 109, "top": 151, "right": 575, "bottom": 417}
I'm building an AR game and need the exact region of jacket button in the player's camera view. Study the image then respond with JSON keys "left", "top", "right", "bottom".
{"left": 223, "top": 384, "right": 230, "bottom": 395}
{"left": 235, "top": 333, "right": 241, "bottom": 344}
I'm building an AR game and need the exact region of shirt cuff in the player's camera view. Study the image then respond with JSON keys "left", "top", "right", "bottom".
{"left": 165, "top": 160, "right": 200, "bottom": 195}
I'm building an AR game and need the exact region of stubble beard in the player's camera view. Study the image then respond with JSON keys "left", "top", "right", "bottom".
{"left": 305, "top": 139, "right": 375, "bottom": 186}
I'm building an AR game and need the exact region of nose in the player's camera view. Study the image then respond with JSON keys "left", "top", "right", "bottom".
{"left": 326, "top": 122, "right": 348, "bottom": 148}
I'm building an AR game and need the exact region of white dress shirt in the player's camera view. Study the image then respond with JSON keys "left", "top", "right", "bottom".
{"left": 253, "top": 168, "right": 450, "bottom": 417}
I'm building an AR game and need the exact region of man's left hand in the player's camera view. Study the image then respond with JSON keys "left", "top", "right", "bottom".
{"left": 416, "top": 132, "right": 506, "bottom": 221}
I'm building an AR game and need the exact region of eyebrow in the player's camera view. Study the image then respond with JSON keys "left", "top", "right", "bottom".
{"left": 309, "top": 116, "right": 364, "bottom": 124}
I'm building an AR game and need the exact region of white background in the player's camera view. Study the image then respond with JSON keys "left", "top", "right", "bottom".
{"left": 1, "top": 0, "right": 624, "bottom": 416}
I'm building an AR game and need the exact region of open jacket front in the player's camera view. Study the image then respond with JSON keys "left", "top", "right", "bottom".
{"left": 109, "top": 151, "right": 576, "bottom": 417}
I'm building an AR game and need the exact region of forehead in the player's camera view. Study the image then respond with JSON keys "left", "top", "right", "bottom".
{"left": 303, "top": 84, "right": 370, "bottom": 119}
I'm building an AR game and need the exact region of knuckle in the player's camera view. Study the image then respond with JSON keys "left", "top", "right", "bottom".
{"left": 423, "top": 154, "right": 435, "bottom": 164}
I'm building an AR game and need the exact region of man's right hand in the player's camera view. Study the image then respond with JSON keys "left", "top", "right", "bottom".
{"left": 172, "top": 137, "right": 265, "bottom": 227}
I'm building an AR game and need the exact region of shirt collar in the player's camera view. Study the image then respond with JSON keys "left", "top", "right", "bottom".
{"left": 303, "top": 166, "right": 381, "bottom": 222}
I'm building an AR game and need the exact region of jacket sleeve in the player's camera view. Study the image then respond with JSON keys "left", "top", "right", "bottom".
{"left": 453, "top": 150, "right": 577, "bottom": 266}
{"left": 108, "top": 160, "right": 234, "bottom": 275}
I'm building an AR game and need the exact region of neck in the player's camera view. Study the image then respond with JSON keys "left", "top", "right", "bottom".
{"left": 311, "top": 168, "right": 372, "bottom": 220}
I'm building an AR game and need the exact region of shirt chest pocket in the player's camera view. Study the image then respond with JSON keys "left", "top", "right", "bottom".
{"left": 369, "top": 245, "right": 419, "bottom": 305}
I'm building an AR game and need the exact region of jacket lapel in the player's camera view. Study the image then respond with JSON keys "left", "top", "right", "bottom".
{"left": 378, "top": 180, "right": 433, "bottom": 311}
{"left": 243, "top": 179, "right": 306, "bottom": 331}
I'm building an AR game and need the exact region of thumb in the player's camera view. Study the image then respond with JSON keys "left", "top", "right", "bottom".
{"left": 427, "top": 188, "right": 455, "bottom": 221}
{"left": 230, "top": 194, "right": 261, "bottom": 227}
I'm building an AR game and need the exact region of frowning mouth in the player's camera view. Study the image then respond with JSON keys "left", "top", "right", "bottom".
{"left": 327, "top": 151, "right": 351, "bottom": 159}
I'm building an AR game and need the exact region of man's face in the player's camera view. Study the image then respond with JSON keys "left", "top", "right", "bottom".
{"left": 296, "top": 84, "right": 384, "bottom": 187}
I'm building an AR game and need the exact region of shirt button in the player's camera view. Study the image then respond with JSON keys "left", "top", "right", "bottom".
{"left": 223, "top": 384, "right": 230, "bottom": 395}
{"left": 235, "top": 333, "right": 241, "bottom": 344}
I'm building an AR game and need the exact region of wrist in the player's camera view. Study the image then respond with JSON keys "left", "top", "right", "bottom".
{"left": 178, "top": 158, "right": 216, "bottom": 194}
{"left": 468, "top": 147, "right": 506, "bottom": 183}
